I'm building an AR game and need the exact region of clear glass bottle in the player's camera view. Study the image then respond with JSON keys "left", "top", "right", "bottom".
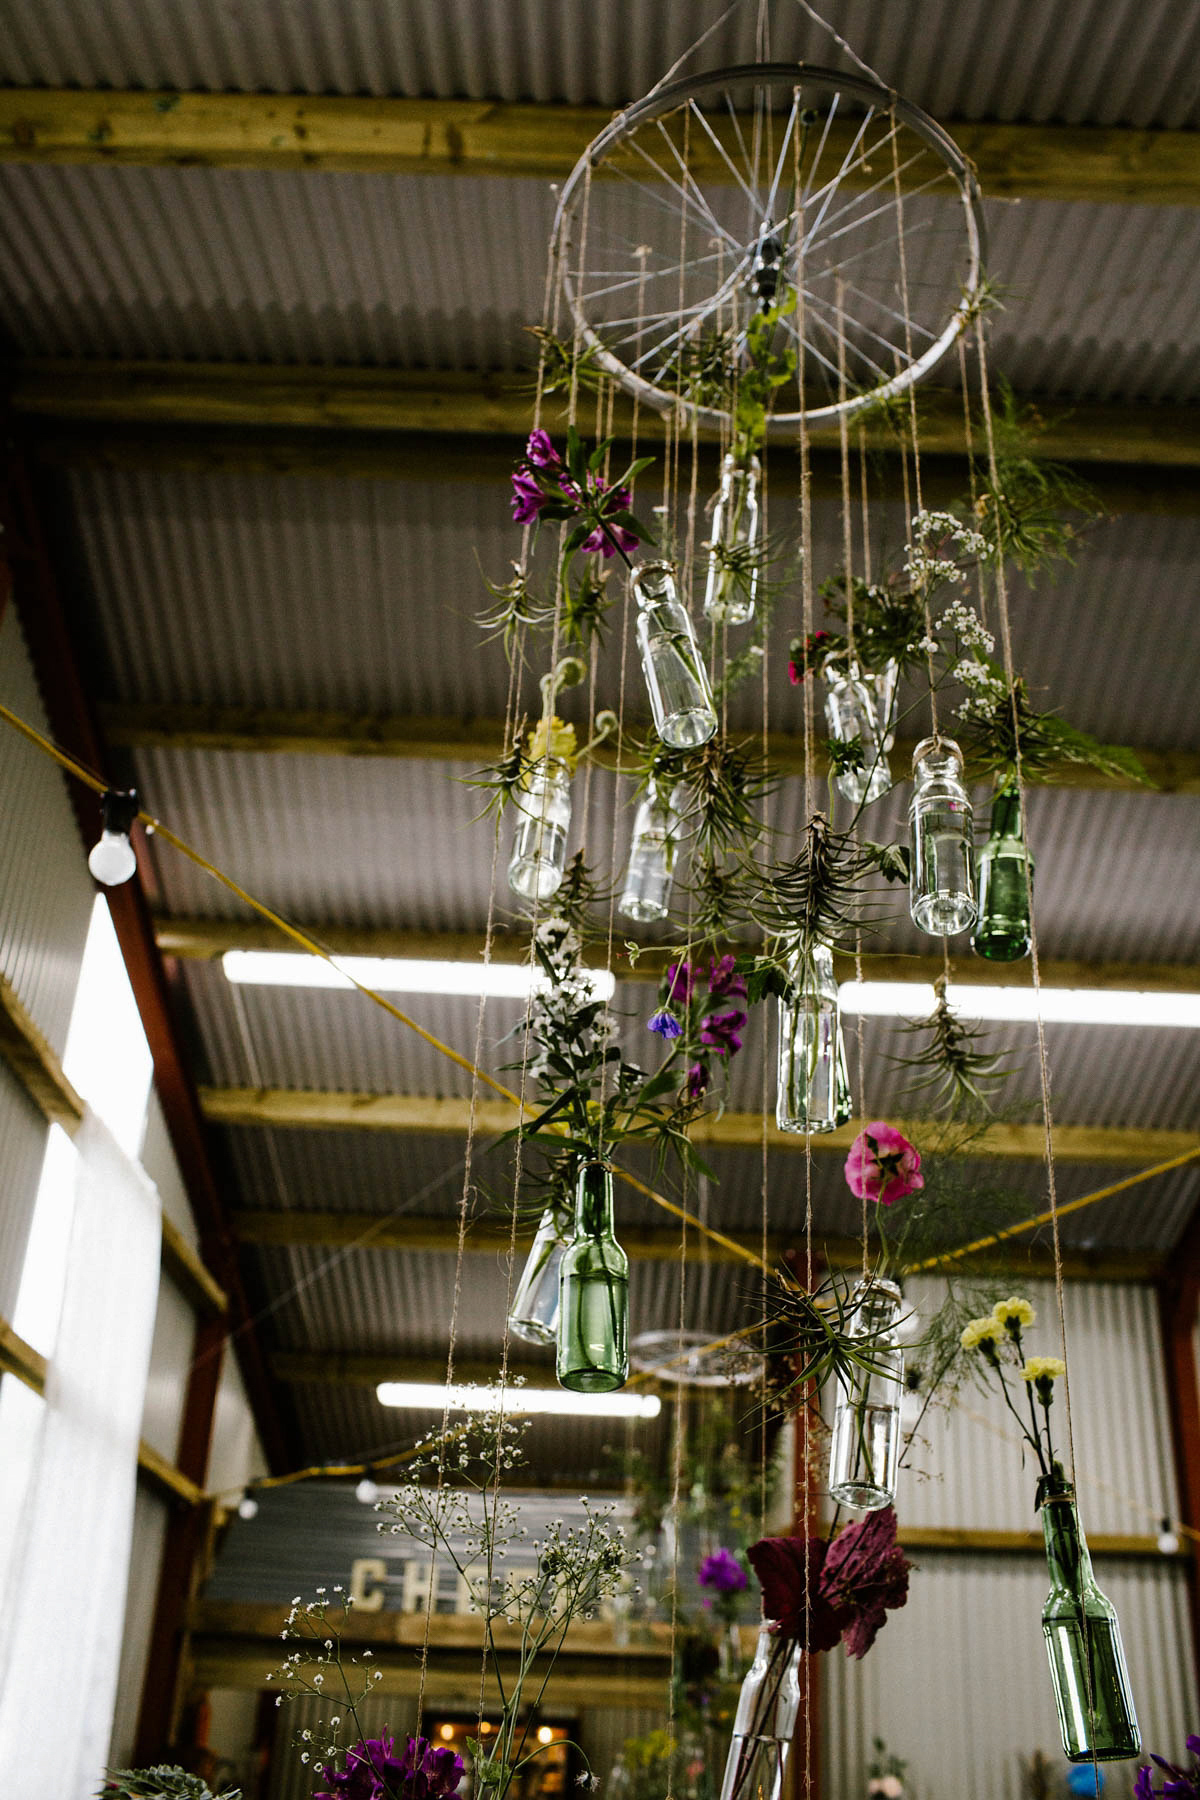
{"left": 704, "top": 453, "right": 761, "bottom": 625}
{"left": 717, "top": 1623, "right": 803, "bottom": 1800}
{"left": 1041, "top": 1488, "right": 1141, "bottom": 1762}
{"left": 633, "top": 562, "right": 718, "bottom": 750}
{"left": 507, "top": 1208, "right": 572, "bottom": 1345}
{"left": 619, "top": 778, "right": 682, "bottom": 923}
{"left": 973, "top": 780, "right": 1033, "bottom": 962}
{"left": 827, "top": 1276, "right": 903, "bottom": 1510}
{"left": 776, "top": 942, "right": 850, "bottom": 1134}
{"left": 908, "top": 735, "right": 977, "bottom": 936}
{"left": 557, "top": 1161, "right": 629, "bottom": 1393}
{"left": 822, "top": 658, "right": 897, "bottom": 806}
{"left": 508, "top": 754, "right": 572, "bottom": 903}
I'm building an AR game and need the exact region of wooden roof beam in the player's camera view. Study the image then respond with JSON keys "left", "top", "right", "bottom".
{"left": 157, "top": 914, "right": 1200, "bottom": 997}
{"left": 198, "top": 1084, "right": 1199, "bottom": 1167}
{"left": 13, "top": 361, "right": 1200, "bottom": 473}
{"left": 1, "top": 88, "right": 1198, "bottom": 205}
{"left": 233, "top": 1208, "right": 1162, "bottom": 1284}
{"left": 104, "top": 703, "right": 1199, "bottom": 796}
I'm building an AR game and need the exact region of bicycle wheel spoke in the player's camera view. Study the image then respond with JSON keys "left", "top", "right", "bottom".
{"left": 764, "top": 86, "right": 805, "bottom": 224}
{"left": 687, "top": 97, "right": 761, "bottom": 217}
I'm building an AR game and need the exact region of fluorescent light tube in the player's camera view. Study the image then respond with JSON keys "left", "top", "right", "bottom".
{"left": 375, "top": 1381, "right": 661, "bottom": 1420}
{"left": 839, "top": 981, "right": 1200, "bottom": 1029}
{"left": 222, "top": 950, "right": 615, "bottom": 1003}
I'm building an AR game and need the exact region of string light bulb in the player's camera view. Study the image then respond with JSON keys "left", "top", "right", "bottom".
{"left": 355, "top": 1474, "right": 380, "bottom": 1505}
{"left": 87, "top": 788, "right": 139, "bottom": 887}
{"left": 236, "top": 1490, "right": 259, "bottom": 1520}
{"left": 1157, "top": 1518, "right": 1180, "bottom": 1556}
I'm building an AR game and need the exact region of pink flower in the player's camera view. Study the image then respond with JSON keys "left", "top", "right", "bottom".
{"left": 844, "top": 1123, "right": 923, "bottom": 1207}
{"left": 821, "top": 1507, "right": 911, "bottom": 1659}
{"left": 510, "top": 469, "right": 548, "bottom": 523}
{"left": 525, "top": 428, "right": 562, "bottom": 468}
{"left": 746, "top": 1535, "right": 842, "bottom": 1653}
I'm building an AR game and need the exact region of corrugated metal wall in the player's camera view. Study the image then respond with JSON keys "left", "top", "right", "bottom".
{"left": 823, "top": 1553, "right": 1195, "bottom": 1800}
{"left": 0, "top": 604, "right": 96, "bottom": 1313}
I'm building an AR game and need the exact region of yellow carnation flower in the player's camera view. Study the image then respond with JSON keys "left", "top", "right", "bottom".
{"left": 960, "top": 1316, "right": 1003, "bottom": 1350}
{"left": 992, "top": 1296, "right": 1035, "bottom": 1331}
{"left": 1020, "top": 1356, "right": 1066, "bottom": 1384}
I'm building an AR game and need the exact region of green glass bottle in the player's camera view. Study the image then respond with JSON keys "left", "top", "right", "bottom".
{"left": 973, "top": 781, "right": 1033, "bottom": 961}
{"left": 1041, "top": 1488, "right": 1140, "bottom": 1762}
{"left": 556, "top": 1161, "right": 629, "bottom": 1393}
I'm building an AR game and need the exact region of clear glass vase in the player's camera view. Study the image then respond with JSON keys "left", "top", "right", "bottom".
{"left": 633, "top": 562, "right": 718, "bottom": 749}
{"left": 556, "top": 1161, "right": 629, "bottom": 1392}
{"left": 973, "top": 780, "right": 1033, "bottom": 962}
{"left": 717, "top": 1624, "right": 803, "bottom": 1800}
{"left": 619, "top": 777, "right": 682, "bottom": 923}
{"left": 776, "top": 942, "right": 852, "bottom": 1134}
{"left": 508, "top": 754, "right": 572, "bottom": 903}
{"left": 828, "top": 1277, "right": 903, "bottom": 1510}
{"left": 908, "top": 735, "right": 976, "bottom": 936}
{"left": 704, "top": 453, "right": 761, "bottom": 624}
{"left": 507, "top": 1208, "right": 571, "bottom": 1345}
{"left": 822, "top": 659, "right": 897, "bottom": 805}
{"left": 1041, "top": 1489, "right": 1141, "bottom": 1762}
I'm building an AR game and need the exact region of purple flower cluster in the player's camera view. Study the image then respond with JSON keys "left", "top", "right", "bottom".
{"left": 510, "top": 430, "right": 640, "bottom": 558}
{"left": 1136, "top": 1739, "right": 1200, "bottom": 1800}
{"left": 698, "top": 1547, "right": 748, "bottom": 1596}
{"left": 314, "top": 1735, "right": 465, "bottom": 1800}
{"left": 646, "top": 956, "right": 749, "bottom": 1100}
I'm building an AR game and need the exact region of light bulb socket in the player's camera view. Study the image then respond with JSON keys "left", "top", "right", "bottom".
{"left": 99, "top": 788, "right": 140, "bottom": 838}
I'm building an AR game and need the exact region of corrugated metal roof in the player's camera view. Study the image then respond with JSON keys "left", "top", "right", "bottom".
{"left": 5, "top": 163, "right": 1200, "bottom": 405}
{"left": 3, "top": 0, "right": 1199, "bottom": 130}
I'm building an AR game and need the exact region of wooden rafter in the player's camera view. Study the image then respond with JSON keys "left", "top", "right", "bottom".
{"left": 233, "top": 1208, "right": 1161, "bottom": 1284}
{"left": 1, "top": 88, "right": 1198, "bottom": 205}
{"left": 198, "top": 1084, "right": 1199, "bottom": 1166}
{"left": 102, "top": 703, "right": 1198, "bottom": 795}
{"left": 14, "top": 361, "right": 1200, "bottom": 474}
{"left": 155, "top": 913, "right": 1200, "bottom": 997}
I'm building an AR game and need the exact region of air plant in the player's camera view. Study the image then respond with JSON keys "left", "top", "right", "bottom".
{"left": 891, "top": 976, "right": 1013, "bottom": 1114}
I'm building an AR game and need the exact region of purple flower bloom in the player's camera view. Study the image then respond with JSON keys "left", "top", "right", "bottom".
{"left": 1135, "top": 1771, "right": 1156, "bottom": 1800}
{"left": 581, "top": 481, "right": 640, "bottom": 558}
{"left": 685, "top": 1060, "right": 710, "bottom": 1101}
{"left": 698, "top": 1547, "right": 748, "bottom": 1594}
{"left": 648, "top": 1007, "right": 683, "bottom": 1040}
{"left": 666, "top": 961, "right": 696, "bottom": 1006}
{"left": 315, "top": 1734, "right": 465, "bottom": 1800}
{"left": 525, "top": 428, "right": 562, "bottom": 468}
{"left": 511, "top": 469, "right": 549, "bottom": 523}
{"left": 700, "top": 1008, "right": 747, "bottom": 1057}
{"left": 708, "top": 954, "right": 748, "bottom": 1002}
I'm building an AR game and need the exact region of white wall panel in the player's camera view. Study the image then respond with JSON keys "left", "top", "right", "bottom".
{"left": 107, "top": 1485, "right": 168, "bottom": 1768}
{"left": 207, "top": 1342, "right": 267, "bottom": 1498}
{"left": 138, "top": 1273, "right": 194, "bottom": 1462}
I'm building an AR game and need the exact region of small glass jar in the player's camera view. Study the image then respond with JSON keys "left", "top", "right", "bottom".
{"left": 704, "top": 453, "right": 761, "bottom": 625}
{"left": 823, "top": 658, "right": 897, "bottom": 806}
{"left": 908, "top": 736, "right": 977, "bottom": 936}
{"left": 717, "top": 1623, "right": 803, "bottom": 1800}
{"left": 633, "top": 562, "right": 718, "bottom": 750}
{"left": 507, "top": 1208, "right": 572, "bottom": 1345}
{"left": 827, "top": 1276, "right": 903, "bottom": 1510}
{"left": 619, "top": 778, "right": 683, "bottom": 923}
{"left": 557, "top": 1161, "right": 629, "bottom": 1393}
{"left": 776, "top": 942, "right": 851, "bottom": 1134}
{"left": 1041, "top": 1486, "right": 1141, "bottom": 1761}
{"left": 508, "top": 754, "right": 572, "bottom": 903}
{"left": 973, "top": 780, "right": 1033, "bottom": 962}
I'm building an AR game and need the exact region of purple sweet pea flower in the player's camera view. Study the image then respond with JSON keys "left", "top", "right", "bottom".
{"left": 708, "top": 954, "right": 748, "bottom": 1002}
{"left": 698, "top": 1547, "right": 748, "bottom": 1595}
{"left": 315, "top": 1734, "right": 465, "bottom": 1800}
{"left": 1135, "top": 1771, "right": 1156, "bottom": 1800}
{"left": 685, "top": 1060, "right": 710, "bottom": 1101}
{"left": 511, "top": 469, "right": 549, "bottom": 523}
{"left": 700, "top": 1008, "right": 747, "bottom": 1057}
{"left": 525, "top": 428, "right": 562, "bottom": 468}
{"left": 648, "top": 1007, "right": 683, "bottom": 1040}
{"left": 581, "top": 481, "right": 640, "bottom": 558}
{"left": 666, "top": 961, "right": 697, "bottom": 1006}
